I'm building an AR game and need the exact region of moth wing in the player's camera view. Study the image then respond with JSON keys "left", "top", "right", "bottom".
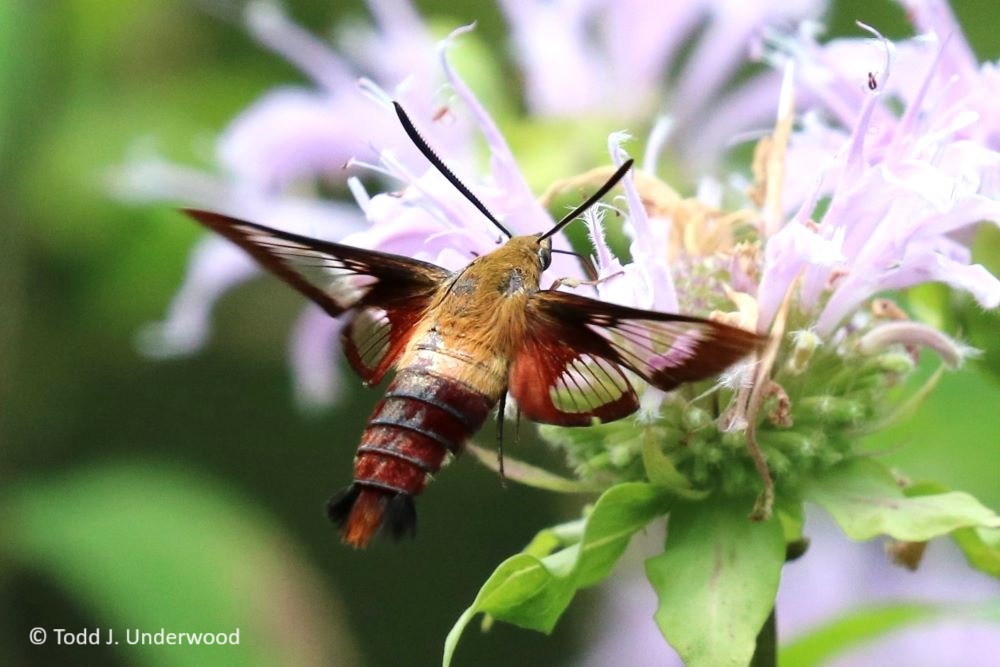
{"left": 184, "top": 209, "right": 450, "bottom": 384}
{"left": 340, "top": 304, "right": 428, "bottom": 385}
{"left": 509, "top": 291, "right": 762, "bottom": 426}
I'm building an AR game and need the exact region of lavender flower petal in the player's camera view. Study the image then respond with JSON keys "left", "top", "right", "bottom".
{"left": 498, "top": 0, "right": 605, "bottom": 115}
{"left": 829, "top": 620, "right": 1000, "bottom": 667}
{"left": 217, "top": 87, "right": 391, "bottom": 190}
{"left": 136, "top": 236, "right": 259, "bottom": 358}
{"left": 439, "top": 26, "right": 552, "bottom": 236}
{"left": 244, "top": 1, "right": 356, "bottom": 90}
{"left": 609, "top": 133, "right": 678, "bottom": 312}
{"left": 290, "top": 305, "right": 345, "bottom": 410}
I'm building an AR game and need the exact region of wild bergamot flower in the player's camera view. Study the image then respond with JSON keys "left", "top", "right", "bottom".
{"left": 117, "top": 1, "right": 1000, "bottom": 665}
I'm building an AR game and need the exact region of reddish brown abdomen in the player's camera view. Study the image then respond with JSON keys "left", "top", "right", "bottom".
{"left": 328, "top": 367, "right": 495, "bottom": 548}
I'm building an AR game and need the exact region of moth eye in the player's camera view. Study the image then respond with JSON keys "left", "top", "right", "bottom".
{"left": 538, "top": 246, "right": 552, "bottom": 270}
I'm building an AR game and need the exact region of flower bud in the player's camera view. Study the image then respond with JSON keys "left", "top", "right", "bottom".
{"left": 785, "top": 329, "right": 821, "bottom": 375}
{"left": 720, "top": 430, "right": 746, "bottom": 450}
{"left": 682, "top": 406, "right": 713, "bottom": 431}
{"left": 760, "top": 429, "right": 826, "bottom": 456}
{"left": 609, "top": 443, "right": 637, "bottom": 468}
{"left": 797, "top": 396, "right": 867, "bottom": 425}
{"left": 873, "top": 351, "right": 916, "bottom": 374}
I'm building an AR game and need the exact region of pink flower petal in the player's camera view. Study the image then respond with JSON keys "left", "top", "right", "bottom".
{"left": 289, "top": 305, "right": 345, "bottom": 411}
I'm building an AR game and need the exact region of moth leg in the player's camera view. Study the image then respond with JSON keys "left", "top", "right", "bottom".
{"left": 548, "top": 270, "right": 624, "bottom": 292}
{"left": 495, "top": 390, "right": 507, "bottom": 488}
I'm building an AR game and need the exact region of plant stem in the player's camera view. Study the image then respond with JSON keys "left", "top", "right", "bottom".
{"left": 749, "top": 607, "right": 777, "bottom": 667}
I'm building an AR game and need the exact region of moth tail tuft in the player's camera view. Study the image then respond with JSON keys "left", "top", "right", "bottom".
{"left": 385, "top": 492, "right": 417, "bottom": 540}
{"left": 326, "top": 484, "right": 416, "bottom": 548}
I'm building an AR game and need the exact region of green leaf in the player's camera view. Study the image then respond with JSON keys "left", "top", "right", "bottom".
{"left": 645, "top": 496, "right": 785, "bottom": 667}
{"left": 951, "top": 527, "right": 1000, "bottom": 579}
{"left": 520, "top": 518, "right": 587, "bottom": 559}
{"left": 804, "top": 459, "right": 1000, "bottom": 541}
{"left": 443, "top": 483, "right": 670, "bottom": 666}
{"left": 3, "top": 464, "right": 356, "bottom": 667}
{"left": 781, "top": 600, "right": 1000, "bottom": 666}
{"left": 864, "top": 366, "right": 1000, "bottom": 510}
{"left": 780, "top": 603, "right": 940, "bottom": 666}
{"left": 905, "top": 481, "right": 1000, "bottom": 579}
{"left": 777, "top": 497, "right": 805, "bottom": 543}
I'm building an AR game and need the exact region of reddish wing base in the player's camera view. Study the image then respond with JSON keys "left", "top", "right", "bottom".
{"left": 508, "top": 291, "right": 764, "bottom": 425}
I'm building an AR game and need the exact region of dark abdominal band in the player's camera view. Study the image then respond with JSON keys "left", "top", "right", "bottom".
{"left": 352, "top": 367, "right": 495, "bottom": 497}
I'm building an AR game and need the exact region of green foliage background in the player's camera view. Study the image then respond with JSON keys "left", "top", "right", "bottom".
{"left": 1, "top": 1, "right": 997, "bottom": 666}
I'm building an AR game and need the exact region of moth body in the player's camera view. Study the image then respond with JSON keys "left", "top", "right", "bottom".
{"left": 332, "top": 235, "right": 550, "bottom": 547}
{"left": 181, "top": 140, "right": 763, "bottom": 549}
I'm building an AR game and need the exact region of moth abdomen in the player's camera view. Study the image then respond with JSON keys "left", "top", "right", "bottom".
{"left": 335, "top": 367, "right": 495, "bottom": 548}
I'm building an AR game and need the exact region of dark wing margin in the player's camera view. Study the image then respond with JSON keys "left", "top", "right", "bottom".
{"left": 183, "top": 209, "right": 451, "bottom": 384}
{"left": 509, "top": 290, "right": 763, "bottom": 426}
{"left": 182, "top": 209, "right": 449, "bottom": 317}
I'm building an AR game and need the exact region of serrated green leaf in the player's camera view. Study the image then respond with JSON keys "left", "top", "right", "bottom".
{"left": 2, "top": 464, "right": 355, "bottom": 667}
{"left": 521, "top": 518, "right": 587, "bottom": 559}
{"left": 805, "top": 459, "right": 1000, "bottom": 541}
{"left": 645, "top": 496, "right": 785, "bottom": 667}
{"left": 780, "top": 603, "right": 940, "bottom": 666}
{"left": 905, "top": 481, "right": 1000, "bottom": 579}
{"left": 443, "top": 483, "right": 670, "bottom": 666}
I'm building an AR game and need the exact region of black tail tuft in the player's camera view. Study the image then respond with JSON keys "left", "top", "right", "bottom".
{"left": 326, "top": 483, "right": 362, "bottom": 527}
{"left": 326, "top": 484, "right": 416, "bottom": 544}
{"left": 384, "top": 493, "right": 417, "bottom": 540}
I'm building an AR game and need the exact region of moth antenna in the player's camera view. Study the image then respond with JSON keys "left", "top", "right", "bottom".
{"left": 392, "top": 101, "right": 514, "bottom": 239}
{"left": 539, "top": 159, "right": 634, "bottom": 242}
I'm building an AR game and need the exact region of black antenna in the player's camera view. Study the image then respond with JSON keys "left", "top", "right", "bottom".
{"left": 392, "top": 101, "right": 513, "bottom": 239}
{"left": 538, "top": 159, "right": 634, "bottom": 241}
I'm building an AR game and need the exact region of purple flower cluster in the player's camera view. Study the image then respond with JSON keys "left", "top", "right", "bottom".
{"left": 117, "top": 0, "right": 1000, "bottom": 662}
{"left": 115, "top": 0, "right": 830, "bottom": 408}
{"left": 758, "top": 1, "right": 1000, "bottom": 337}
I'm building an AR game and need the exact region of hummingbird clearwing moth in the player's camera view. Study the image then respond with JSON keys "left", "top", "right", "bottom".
{"left": 181, "top": 103, "right": 763, "bottom": 548}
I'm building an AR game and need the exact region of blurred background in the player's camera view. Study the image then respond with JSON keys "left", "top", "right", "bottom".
{"left": 1, "top": 0, "right": 998, "bottom": 665}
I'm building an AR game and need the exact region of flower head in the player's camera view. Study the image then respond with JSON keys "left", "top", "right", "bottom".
{"left": 501, "top": 0, "right": 825, "bottom": 168}
{"left": 114, "top": 1, "right": 480, "bottom": 405}
{"left": 117, "top": 0, "right": 838, "bottom": 411}
{"left": 123, "top": 1, "right": 1000, "bottom": 664}
{"left": 534, "top": 10, "right": 999, "bottom": 511}
{"left": 762, "top": 11, "right": 1000, "bottom": 337}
